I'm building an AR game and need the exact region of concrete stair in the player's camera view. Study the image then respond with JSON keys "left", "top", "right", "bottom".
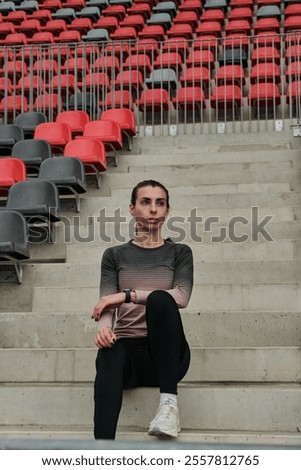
{"left": 1, "top": 129, "right": 301, "bottom": 445}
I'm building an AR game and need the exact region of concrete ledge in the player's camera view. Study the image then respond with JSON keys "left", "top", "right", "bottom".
{"left": 0, "top": 347, "right": 299, "bottom": 383}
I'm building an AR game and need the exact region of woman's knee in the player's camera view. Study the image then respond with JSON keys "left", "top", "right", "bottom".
{"left": 146, "top": 290, "right": 176, "bottom": 311}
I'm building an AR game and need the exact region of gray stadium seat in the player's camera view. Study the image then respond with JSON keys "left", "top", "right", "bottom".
{"left": 11, "top": 139, "right": 52, "bottom": 176}
{"left": 0, "top": 124, "right": 24, "bottom": 154}
{"left": 5, "top": 180, "right": 60, "bottom": 243}
{"left": 39, "top": 156, "right": 86, "bottom": 212}
{"left": 13, "top": 111, "right": 47, "bottom": 139}
{"left": 0, "top": 210, "right": 30, "bottom": 283}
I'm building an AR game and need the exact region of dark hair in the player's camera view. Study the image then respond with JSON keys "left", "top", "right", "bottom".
{"left": 131, "top": 180, "right": 170, "bottom": 208}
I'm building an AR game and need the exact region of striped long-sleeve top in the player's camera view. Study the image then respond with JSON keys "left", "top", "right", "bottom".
{"left": 97, "top": 239, "right": 194, "bottom": 338}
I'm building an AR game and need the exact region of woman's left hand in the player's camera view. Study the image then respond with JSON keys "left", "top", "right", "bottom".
{"left": 92, "top": 292, "right": 125, "bottom": 321}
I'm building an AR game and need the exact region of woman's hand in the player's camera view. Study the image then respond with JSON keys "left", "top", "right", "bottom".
{"left": 92, "top": 292, "right": 125, "bottom": 321}
{"left": 94, "top": 326, "right": 117, "bottom": 349}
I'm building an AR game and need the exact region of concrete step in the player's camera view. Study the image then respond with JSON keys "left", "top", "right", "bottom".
{"left": 1, "top": 382, "right": 301, "bottom": 433}
{"left": 2, "top": 310, "right": 300, "bottom": 349}
{"left": 111, "top": 184, "right": 291, "bottom": 199}
{"left": 16, "top": 260, "right": 298, "bottom": 288}
{"left": 1, "top": 426, "right": 301, "bottom": 446}
{"left": 99, "top": 169, "right": 296, "bottom": 189}
{"left": 0, "top": 347, "right": 299, "bottom": 383}
{"left": 65, "top": 240, "right": 295, "bottom": 264}
{"left": 31, "top": 283, "right": 301, "bottom": 313}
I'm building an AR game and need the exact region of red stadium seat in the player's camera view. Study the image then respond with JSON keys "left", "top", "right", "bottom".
{"left": 32, "top": 59, "right": 58, "bottom": 78}
{"left": 285, "top": 44, "right": 301, "bottom": 65}
{"left": 285, "top": 4, "right": 301, "bottom": 18}
{"left": 167, "top": 23, "right": 193, "bottom": 40}
{"left": 186, "top": 49, "right": 215, "bottom": 70}
{"left": 56, "top": 29, "right": 82, "bottom": 43}
{"left": 193, "top": 35, "right": 219, "bottom": 54}
{"left": 250, "top": 62, "right": 281, "bottom": 84}
{"left": 210, "top": 84, "right": 242, "bottom": 118}
{"left": 29, "top": 10, "right": 52, "bottom": 26}
{"left": 253, "top": 31, "right": 281, "bottom": 49}
{"left": 42, "top": 19, "right": 67, "bottom": 36}
{"left": 64, "top": 0, "right": 85, "bottom": 10}
{"left": 64, "top": 138, "right": 106, "bottom": 187}
{"left": 56, "top": 110, "right": 90, "bottom": 136}
{"left": 138, "top": 24, "right": 165, "bottom": 41}
{"left": 254, "top": 18, "right": 280, "bottom": 35}
{"left": 29, "top": 31, "right": 55, "bottom": 44}
{"left": 230, "top": 0, "right": 253, "bottom": 8}
{"left": 100, "top": 108, "right": 136, "bottom": 150}
{"left": 249, "top": 82, "right": 281, "bottom": 116}
{"left": 34, "top": 122, "right": 72, "bottom": 154}
{"left": 0, "top": 22, "right": 15, "bottom": 41}
{"left": 251, "top": 46, "right": 280, "bottom": 65}
{"left": 102, "top": 5, "right": 126, "bottom": 21}
{"left": 110, "top": 26, "right": 138, "bottom": 41}
{"left": 153, "top": 52, "right": 183, "bottom": 74}
{"left": 17, "top": 19, "right": 41, "bottom": 37}
{"left": 215, "top": 65, "right": 246, "bottom": 86}
{"left": 195, "top": 20, "right": 222, "bottom": 37}
{"left": 67, "top": 18, "right": 93, "bottom": 34}
{"left": 180, "top": 67, "right": 210, "bottom": 93}
{"left": 228, "top": 7, "right": 253, "bottom": 23}
{"left": 0, "top": 95, "right": 29, "bottom": 119}
{"left": 174, "top": 11, "right": 199, "bottom": 29}
{"left": 33, "top": 93, "right": 63, "bottom": 117}
{"left": 48, "top": 74, "right": 77, "bottom": 99}
{"left": 39, "top": 0, "right": 63, "bottom": 13}
{"left": 0, "top": 78, "right": 13, "bottom": 99}
{"left": 172, "top": 86, "right": 206, "bottom": 121}
{"left": 90, "top": 56, "right": 120, "bottom": 78}
{"left": 286, "top": 61, "right": 301, "bottom": 82}
{"left": 284, "top": 16, "right": 301, "bottom": 33}
{"left": 112, "top": 70, "right": 144, "bottom": 99}
{"left": 0, "top": 158, "right": 26, "bottom": 196}
{"left": 1, "top": 61, "right": 27, "bottom": 82}
{"left": 224, "top": 33, "right": 249, "bottom": 51}
{"left": 162, "top": 38, "right": 190, "bottom": 60}
{"left": 93, "top": 16, "right": 119, "bottom": 34}
{"left": 119, "top": 14, "right": 145, "bottom": 32}
{"left": 225, "top": 20, "right": 251, "bottom": 36}
{"left": 103, "top": 90, "right": 134, "bottom": 110}
{"left": 286, "top": 80, "right": 301, "bottom": 109}
{"left": 3, "top": 11, "right": 27, "bottom": 25}
{"left": 3, "top": 33, "right": 27, "bottom": 46}
{"left": 123, "top": 54, "right": 152, "bottom": 77}
{"left": 136, "top": 88, "right": 170, "bottom": 115}
{"left": 79, "top": 119, "right": 123, "bottom": 160}
{"left": 15, "top": 76, "right": 45, "bottom": 100}
{"left": 83, "top": 72, "right": 111, "bottom": 95}
{"left": 127, "top": 3, "right": 151, "bottom": 20}
{"left": 61, "top": 57, "right": 89, "bottom": 80}
{"left": 131, "top": 38, "right": 159, "bottom": 59}
{"left": 200, "top": 9, "right": 224, "bottom": 24}
{"left": 179, "top": 0, "right": 203, "bottom": 17}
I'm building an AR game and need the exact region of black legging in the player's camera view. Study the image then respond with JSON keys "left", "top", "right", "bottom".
{"left": 93, "top": 290, "right": 190, "bottom": 439}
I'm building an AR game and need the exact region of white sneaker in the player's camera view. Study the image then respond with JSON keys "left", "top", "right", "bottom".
{"left": 148, "top": 402, "right": 180, "bottom": 438}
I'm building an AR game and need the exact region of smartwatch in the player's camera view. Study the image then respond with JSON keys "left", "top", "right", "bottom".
{"left": 123, "top": 289, "right": 132, "bottom": 303}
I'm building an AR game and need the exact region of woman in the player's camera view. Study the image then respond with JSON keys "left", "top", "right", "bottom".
{"left": 92, "top": 180, "right": 194, "bottom": 440}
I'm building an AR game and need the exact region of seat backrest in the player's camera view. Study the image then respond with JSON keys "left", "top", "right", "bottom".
{"left": 11, "top": 139, "right": 52, "bottom": 162}
{"left": 14, "top": 111, "right": 47, "bottom": 131}
{"left": 56, "top": 110, "right": 89, "bottom": 132}
{"left": 100, "top": 108, "right": 136, "bottom": 133}
{"left": 39, "top": 155, "right": 86, "bottom": 184}
{"left": 0, "top": 124, "right": 24, "bottom": 143}
{"left": 34, "top": 122, "right": 72, "bottom": 142}
{"left": 64, "top": 137, "right": 105, "bottom": 158}
{"left": 83, "top": 120, "right": 120, "bottom": 139}
{"left": 7, "top": 179, "right": 59, "bottom": 210}
{"left": 0, "top": 210, "right": 29, "bottom": 248}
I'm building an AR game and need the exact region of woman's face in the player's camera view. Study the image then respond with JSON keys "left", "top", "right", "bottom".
{"left": 129, "top": 185, "right": 169, "bottom": 234}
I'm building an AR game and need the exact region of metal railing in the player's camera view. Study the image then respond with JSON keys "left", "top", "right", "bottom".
{"left": 1, "top": 32, "right": 301, "bottom": 135}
